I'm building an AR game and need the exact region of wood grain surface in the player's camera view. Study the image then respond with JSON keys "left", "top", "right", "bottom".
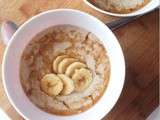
{"left": 0, "top": 0, "right": 159, "bottom": 120}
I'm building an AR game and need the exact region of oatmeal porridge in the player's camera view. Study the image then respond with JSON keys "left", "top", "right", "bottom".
{"left": 89, "top": 0, "right": 150, "bottom": 13}
{"left": 20, "top": 25, "right": 110, "bottom": 115}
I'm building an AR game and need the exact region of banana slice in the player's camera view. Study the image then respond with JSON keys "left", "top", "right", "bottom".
{"left": 40, "top": 74, "right": 63, "bottom": 96}
{"left": 72, "top": 68, "right": 93, "bottom": 92}
{"left": 65, "top": 62, "right": 87, "bottom": 77}
{"left": 58, "top": 74, "right": 74, "bottom": 95}
{"left": 58, "top": 58, "right": 78, "bottom": 74}
{"left": 53, "top": 55, "right": 68, "bottom": 73}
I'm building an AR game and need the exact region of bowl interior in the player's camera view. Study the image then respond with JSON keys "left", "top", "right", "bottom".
{"left": 2, "top": 9, "right": 125, "bottom": 120}
{"left": 84, "top": 0, "right": 159, "bottom": 17}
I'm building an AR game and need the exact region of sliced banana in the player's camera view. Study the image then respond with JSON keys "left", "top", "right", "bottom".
{"left": 72, "top": 68, "right": 93, "bottom": 92}
{"left": 58, "top": 74, "right": 74, "bottom": 95}
{"left": 53, "top": 55, "right": 68, "bottom": 73}
{"left": 58, "top": 58, "right": 78, "bottom": 74}
{"left": 40, "top": 74, "right": 63, "bottom": 96}
{"left": 65, "top": 62, "right": 87, "bottom": 77}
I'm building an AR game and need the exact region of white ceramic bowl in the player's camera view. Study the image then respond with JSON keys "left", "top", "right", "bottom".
{"left": 2, "top": 9, "right": 125, "bottom": 120}
{"left": 84, "top": 0, "right": 159, "bottom": 17}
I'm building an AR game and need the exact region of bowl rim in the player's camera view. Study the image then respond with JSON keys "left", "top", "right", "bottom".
{"left": 2, "top": 9, "right": 126, "bottom": 120}
{"left": 84, "top": 0, "right": 159, "bottom": 17}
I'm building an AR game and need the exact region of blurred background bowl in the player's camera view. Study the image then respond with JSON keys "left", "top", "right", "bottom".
{"left": 84, "top": 0, "right": 159, "bottom": 17}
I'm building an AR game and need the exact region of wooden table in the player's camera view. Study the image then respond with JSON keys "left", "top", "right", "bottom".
{"left": 0, "top": 0, "right": 159, "bottom": 120}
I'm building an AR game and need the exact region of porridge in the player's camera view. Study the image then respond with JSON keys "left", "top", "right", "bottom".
{"left": 89, "top": 0, "right": 150, "bottom": 13}
{"left": 20, "top": 25, "right": 110, "bottom": 115}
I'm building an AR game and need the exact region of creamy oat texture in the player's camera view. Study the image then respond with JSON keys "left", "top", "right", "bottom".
{"left": 20, "top": 25, "right": 110, "bottom": 115}
{"left": 90, "top": 0, "right": 150, "bottom": 13}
